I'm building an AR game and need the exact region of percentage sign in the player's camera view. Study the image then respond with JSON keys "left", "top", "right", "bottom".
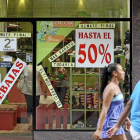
{"left": 99, "top": 44, "right": 111, "bottom": 64}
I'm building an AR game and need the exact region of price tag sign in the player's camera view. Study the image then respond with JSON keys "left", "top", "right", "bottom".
{"left": 0, "top": 38, "right": 17, "bottom": 52}
{"left": 76, "top": 29, "right": 114, "bottom": 68}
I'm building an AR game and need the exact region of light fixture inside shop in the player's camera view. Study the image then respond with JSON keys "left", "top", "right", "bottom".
{"left": 79, "top": 0, "right": 83, "bottom": 5}
{"left": 20, "top": 0, "right": 25, "bottom": 4}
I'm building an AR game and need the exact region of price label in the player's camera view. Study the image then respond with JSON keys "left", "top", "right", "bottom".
{"left": 76, "top": 29, "right": 114, "bottom": 68}
{"left": 0, "top": 38, "right": 17, "bottom": 52}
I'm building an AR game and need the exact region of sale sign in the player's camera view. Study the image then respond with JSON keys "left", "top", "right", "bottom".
{"left": 38, "top": 65, "right": 62, "bottom": 108}
{"left": 52, "top": 62, "right": 75, "bottom": 67}
{"left": 48, "top": 41, "right": 75, "bottom": 62}
{"left": 76, "top": 29, "right": 114, "bottom": 68}
{"left": 0, "top": 38, "right": 17, "bottom": 52}
{"left": 0, "top": 58, "right": 26, "bottom": 105}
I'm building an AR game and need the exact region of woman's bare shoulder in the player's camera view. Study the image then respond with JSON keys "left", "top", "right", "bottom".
{"left": 103, "top": 83, "right": 115, "bottom": 97}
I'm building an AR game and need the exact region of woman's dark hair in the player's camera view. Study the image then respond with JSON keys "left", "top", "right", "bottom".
{"left": 100, "top": 63, "right": 118, "bottom": 98}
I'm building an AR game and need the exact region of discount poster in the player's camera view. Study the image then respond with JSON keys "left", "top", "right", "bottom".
{"left": 36, "top": 21, "right": 81, "bottom": 65}
{"left": 76, "top": 29, "right": 114, "bottom": 68}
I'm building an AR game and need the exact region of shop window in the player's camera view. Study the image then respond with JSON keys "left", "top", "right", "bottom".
{"left": 36, "top": 20, "right": 131, "bottom": 130}
{"left": 0, "top": 22, "right": 33, "bottom": 137}
{"left": 5, "top": 0, "right": 130, "bottom": 18}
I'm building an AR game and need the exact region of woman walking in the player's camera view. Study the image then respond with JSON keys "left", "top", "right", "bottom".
{"left": 93, "top": 63, "right": 131, "bottom": 140}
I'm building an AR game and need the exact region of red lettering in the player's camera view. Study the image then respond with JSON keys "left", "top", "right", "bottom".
{"left": 84, "top": 32, "right": 88, "bottom": 39}
{"left": 12, "top": 69, "right": 20, "bottom": 77}
{"left": 108, "top": 33, "right": 111, "bottom": 39}
{"left": 5, "top": 80, "right": 13, "bottom": 87}
{"left": 16, "top": 61, "right": 23, "bottom": 69}
{"left": 79, "top": 32, "right": 83, "bottom": 39}
{"left": 89, "top": 32, "right": 92, "bottom": 39}
{"left": 93, "top": 32, "right": 97, "bottom": 39}
{"left": 0, "top": 85, "right": 8, "bottom": 93}
{"left": 104, "top": 32, "right": 107, "bottom": 39}
{"left": 0, "top": 92, "right": 4, "bottom": 100}
{"left": 8, "top": 74, "right": 15, "bottom": 81}
{"left": 97, "top": 33, "right": 101, "bottom": 39}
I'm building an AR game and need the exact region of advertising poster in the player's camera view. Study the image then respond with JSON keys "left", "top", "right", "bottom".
{"left": 36, "top": 21, "right": 81, "bottom": 65}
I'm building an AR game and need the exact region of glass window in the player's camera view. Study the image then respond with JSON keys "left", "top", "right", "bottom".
{"left": 36, "top": 21, "right": 130, "bottom": 130}
{"left": 0, "top": 22, "right": 33, "bottom": 137}
{"left": 6, "top": 0, "right": 130, "bottom": 18}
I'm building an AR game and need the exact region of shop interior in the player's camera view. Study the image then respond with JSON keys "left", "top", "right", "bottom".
{"left": 0, "top": 21, "right": 33, "bottom": 134}
{"left": 0, "top": 20, "right": 130, "bottom": 134}
{"left": 36, "top": 21, "right": 130, "bottom": 130}
{"left": 0, "top": 0, "right": 129, "bottom": 18}
{"left": 0, "top": 0, "right": 130, "bottom": 135}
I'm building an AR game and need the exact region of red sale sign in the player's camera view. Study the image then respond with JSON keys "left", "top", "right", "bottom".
{"left": 76, "top": 29, "right": 114, "bottom": 68}
{"left": 0, "top": 58, "right": 26, "bottom": 105}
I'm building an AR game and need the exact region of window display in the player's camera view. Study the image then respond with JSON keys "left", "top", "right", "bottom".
{"left": 0, "top": 22, "right": 33, "bottom": 136}
{"left": 0, "top": 0, "right": 132, "bottom": 139}
{"left": 36, "top": 21, "right": 130, "bottom": 130}
{"left": 6, "top": 0, "right": 130, "bottom": 18}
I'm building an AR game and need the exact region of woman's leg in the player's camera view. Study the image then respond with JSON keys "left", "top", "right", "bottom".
{"left": 28, "top": 96, "right": 40, "bottom": 131}
{"left": 111, "top": 134, "right": 127, "bottom": 140}
{"left": 24, "top": 94, "right": 33, "bottom": 129}
{"left": 102, "top": 138, "right": 111, "bottom": 140}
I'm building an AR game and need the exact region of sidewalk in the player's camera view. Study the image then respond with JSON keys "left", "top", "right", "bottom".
{"left": 0, "top": 131, "right": 132, "bottom": 140}
{"left": 34, "top": 131, "right": 132, "bottom": 140}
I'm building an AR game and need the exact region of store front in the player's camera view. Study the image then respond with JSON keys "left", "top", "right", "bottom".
{"left": 0, "top": 0, "right": 131, "bottom": 139}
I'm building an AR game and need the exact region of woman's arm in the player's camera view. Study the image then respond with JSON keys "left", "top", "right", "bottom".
{"left": 107, "top": 99, "right": 132, "bottom": 138}
{"left": 39, "top": 73, "right": 47, "bottom": 99}
{"left": 64, "top": 68, "right": 69, "bottom": 81}
{"left": 115, "top": 99, "right": 132, "bottom": 128}
{"left": 93, "top": 85, "right": 115, "bottom": 140}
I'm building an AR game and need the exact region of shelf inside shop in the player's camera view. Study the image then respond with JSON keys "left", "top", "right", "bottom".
{"left": 71, "top": 109, "right": 85, "bottom": 111}
{"left": 72, "top": 74, "right": 85, "bottom": 76}
{"left": 86, "top": 92, "right": 99, "bottom": 94}
{"left": 86, "top": 109, "right": 100, "bottom": 111}
{"left": 72, "top": 91, "right": 86, "bottom": 93}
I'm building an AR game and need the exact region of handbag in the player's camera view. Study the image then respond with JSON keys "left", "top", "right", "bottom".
{"left": 39, "top": 95, "right": 54, "bottom": 105}
{"left": 16, "top": 75, "right": 25, "bottom": 91}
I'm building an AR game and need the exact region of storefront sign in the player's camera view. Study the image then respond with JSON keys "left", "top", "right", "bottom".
{"left": 0, "top": 38, "right": 17, "bottom": 52}
{"left": 76, "top": 29, "right": 114, "bottom": 68}
{"left": 26, "top": 53, "right": 33, "bottom": 62}
{"left": 53, "top": 21, "right": 74, "bottom": 27}
{"left": 1, "top": 55, "right": 12, "bottom": 62}
{"left": 36, "top": 21, "right": 81, "bottom": 65}
{"left": 16, "top": 52, "right": 26, "bottom": 57}
{"left": 0, "top": 32, "right": 31, "bottom": 38}
{"left": 48, "top": 41, "right": 75, "bottom": 62}
{"left": 52, "top": 62, "right": 75, "bottom": 67}
{"left": 0, "top": 58, "right": 26, "bottom": 105}
{"left": 38, "top": 65, "right": 62, "bottom": 108}
{"left": 79, "top": 24, "right": 115, "bottom": 28}
{"left": 0, "top": 62, "right": 11, "bottom": 67}
{"left": 46, "top": 35, "right": 64, "bottom": 42}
